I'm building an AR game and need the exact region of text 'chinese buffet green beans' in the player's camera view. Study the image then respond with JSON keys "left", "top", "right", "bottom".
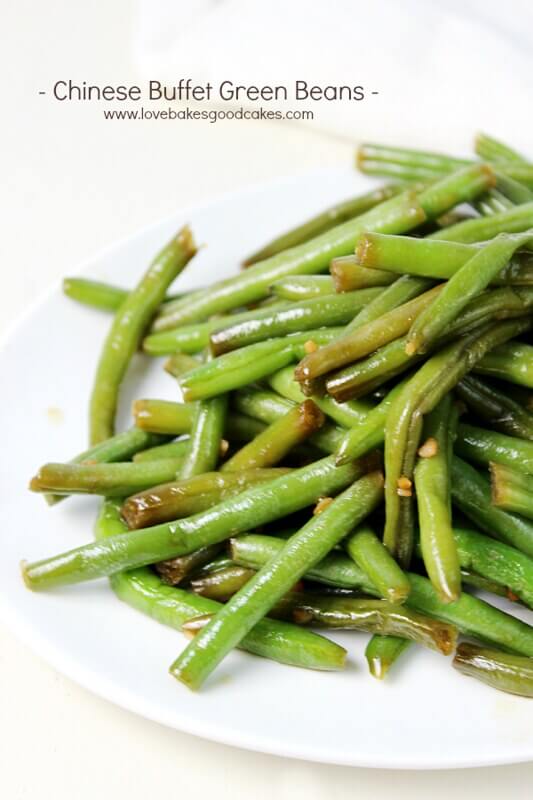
{"left": 22, "top": 132, "right": 533, "bottom": 699}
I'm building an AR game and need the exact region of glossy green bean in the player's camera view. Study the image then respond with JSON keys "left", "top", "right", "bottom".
{"left": 456, "top": 375, "right": 533, "bottom": 440}
{"left": 190, "top": 566, "right": 256, "bottom": 601}
{"left": 455, "top": 424, "right": 533, "bottom": 474}
{"left": 96, "top": 500, "right": 346, "bottom": 672}
{"left": 330, "top": 256, "right": 397, "bottom": 292}
{"left": 453, "top": 643, "right": 533, "bottom": 698}
{"left": 152, "top": 192, "right": 426, "bottom": 331}
{"left": 490, "top": 464, "right": 533, "bottom": 520}
{"left": 179, "top": 366, "right": 228, "bottom": 479}
{"left": 222, "top": 401, "right": 324, "bottom": 472}
{"left": 344, "top": 276, "right": 433, "bottom": 335}
{"left": 133, "top": 439, "right": 191, "bottom": 463}
{"left": 406, "top": 233, "right": 533, "bottom": 355}
{"left": 230, "top": 534, "right": 533, "bottom": 656}
{"left": 270, "top": 275, "right": 335, "bottom": 301}
{"left": 345, "top": 525, "right": 411, "bottom": 603}
{"left": 210, "top": 289, "right": 382, "bottom": 355}
{"left": 155, "top": 544, "right": 224, "bottom": 586}
{"left": 30, "top": 458, "right": 184, "bottom": 497}
{"left": 429, "top": 202, "right": 533, "bottom": 243}
{"left": 121, "top": 468, "right": 290, "bottom": 529}
{"left": 365, "top": 635, "right": 411, "bottom": 679}
{"left": 243, "top": 185, "right": 404, "bottom": 265}
{"left": 414, "top": 396, "right": 461, "bottom": 603}
{"left": 169, "top": 471, "right": 384, "bottom": 689}
{"left": 89, "top": 227, "right": 196, "bottom": 443}
{"left": 21, "top": 455, "right": 364, "bottom": 590}
{"left": 451, "top": 456, "right": 533, "bottom": 557}
{"left": 474, "top": 342, "right": 533, "bottom": 389}
{"left": 133, "top": 399, "right": 193, "bottom": 435}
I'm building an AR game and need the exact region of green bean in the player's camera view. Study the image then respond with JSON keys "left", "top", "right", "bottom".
{"left": 89, "top": 227, "right": 196, "bottom": 443}
{"left": 96, "top": 500, "right": 346, "bottom": 672}
{"left": 490, "top": 464, "right": 533, "bottom": 520}
{"left": 456, "top": 375, "right": 533, "bottom": 440}
{"left": 222, "top": 401, "right": 324, "bottom": 472}
{"left": 144, "top": 304, "right": 288, "bottom": 357}
{"left": 121, "top": 468, "right": 290, "bottom": 529}
{"left": 475, "top": 133, "right": 528, "bottom": 164}
{"left": 155, "top": 544, "right": 224, "bottom": 586}
{"left": 295, "top": 285, "right": 442, "bottom": 382}
{"left": 189, "top": 566, "right": 256, "bottom": 601}
{"left": 153, "top": 192, "right": 426, "bottom": 331}
{"left": 406, "top": 233, "right": 533, "bottom": 355}
{"left": 494, "top": 173, "right": 533, "bottom": 204}
{"left": 169, "top": 471, "right": 384, "bottom": 689}
{"left": 417, "top": 165, "right": 496, "bottom": 217}
{"left": 451, "top": 456, "right": 533, "bottom": 557}
{"left": 414, "top": 396, "right": 461, "bottom": 603}
{"left": 267, "top": 366, "right": 373, "bottom": 429}
{"left": 270, "top": 275, "right": 335, "bottom": 301}
{"left": 164, "top": 353, "right": 201, "bottom": 377}
{"left": 179, "top": 364, "right": 228, "bottom": 479}
{"left": 453, "top": 643, "right": 533, "bottom": 698}
{"left": 473, "top": 189, "right": 514, "bottom": 217}
{"left": 355, "top": 233, "right": 533, "bottom": 285}
{"left": 384, "top": 319, "right": 531, "bottom": 565}
{"left": 63, "top": 278, "right": 130, "bottom": 312}
{"left": 330, "top": 256, "right": 397, "bottom": 292}
{"left": 365, "top": 635, "right": 411, "bottom": 679}
{"left": 345, "top": 276, "right": 435, "bottom": 336}
{"left": 210, "top": 289, "right": 382, "bottom": 355}
{"left": 455, "top": 424, "right": 533, "bottom": 474}
{"left": 44, "top": 428, "right": 170, "bottom": 505}
{"left": 133, "top": 399, "right": 193, "bottom": 435}
{"left": 133, "top": 439, "right": 191, "bottom": 463}
{"left": 29, "top": 458, "right": 184, "bottom": 497}
{"left": 242, "top": 185, "right": 404, "bottom": 265}
{"left": 460, "top": 569, "right": 510, "bottom": 598}
{"left": 335, "top": 379, "right": 409, "bottom": 464}
{"left": 345, "top": 525, "right": 411, "bottom": 603}
{"left": 429, "top": 202, "right": 533, "bottom": 243}
{"left": 21, "top": 455, "right": 364, "bottom": 590}
{"left": 232, "top": 387, "right": 344, "bottom": 454}
{"left": 452, "top": 527, "right": 533, "bottom": 609}
{"left": 474, "top": 342, "right": 533, "bottom": 389}
{"left": 230, "top": 534, "right": 533, "bottom": 656}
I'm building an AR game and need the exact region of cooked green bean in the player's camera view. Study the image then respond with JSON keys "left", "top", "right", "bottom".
{"left": 455, "top": 424, "right": 533, "bottom": 474}
{"left": 345, "top": 525, "right": 411, "bottom": 603}
{"left": 231, "top": 534, "right": 533, "bottom": 656}
{"left": 63, "top": 278, "right": 130, "bottom": 312}
{"left": 190, "top": 566, "right": 256, "bottom": 601}
{"left": 133, "top": 439, "right": 191, "bottom": 463}
{"left": 406, "top": 233, "right": 533, "bottom": 355}
{"left": 179, "top": 361, "right": 228, "bottom": 479}
{"left": 21, "top": 455, "right": 364, "bottom": 589}
{"left": 453, "top": 643, "right": 533, "bottom": 698}
{"left": 330, "top": 255, "right": 397, "bottom": 292}
{"left": 155, "top": 544, "right": 224, "bottom": 586}
{"left": 474, "top": 342, "right": 533, "bottom": 389}
{"left": 169, "top": 471, "right": 384, "bottom": 689}
{"left": 456, "top": 375, "right": 533, "bottom": 440}
{"left": 355, "top": 233, "right": 533, "bottom": 285}
{"left": 164, "top": 353, "right": 199, "bottom": 377}
{"left": 121, "top": 468, "right": 290, "bottom": 529}
{"left": 222, "top": 401, "right": 324, "bottom": 472}
{"left": 475, "top": 133, "right": 528, "bottom": 164}
{"left": 30, "top": 458, "right": 184, "bottom": 497}
{"left": 210, "top": 289, "right": 382, "bottom": 355}
{"left": 243, "top": 185, "right": 404, "bottom": 265}
{"left": 152, "top": 192, "right": 426, "bottom": 331}
{"left": 89, "top": 227, "right": 196, "bottom": 443}
{"left": 384, "top": 319, "right": 531, "bottom": 565}
{"left": 96, "top": 500, "right": 346, "bottom": 672}
{"left": 451, "top": 527, "right": 533, "bottom": 609}
{"left": 295, "top": 285, "right": 442, "bottom": 382}
{"left": 365, "top": 635, "right": 411, "bottom": 679}
{"left": 451, "top": 456, "right": 533, "bottom": 557}
{"left": 270, "top": 275, "right": 335, "bottom": 301}
{"left": 490, "top": 463, "right": 533, "bottom": 520}
{"left": 414, "top": 396, "right": 461, "bottom": 603}
{"left": 344, "top": 276, "right": 434, "bottom": 335}
{"left": 44, "top": 427, "right": 170, "bottom": 505}
{"left": 429, "top": 202, "right": 533, "bottom": 243}
{"left": 133, "top": 399, "right": 193, "bottom": 435}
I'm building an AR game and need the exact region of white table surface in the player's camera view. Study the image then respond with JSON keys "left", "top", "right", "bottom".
{"left": 1, "top": 1, "right": 532, "bottom": 796}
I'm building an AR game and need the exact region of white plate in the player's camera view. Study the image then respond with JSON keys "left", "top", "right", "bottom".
{"left": 1, "top": 168, "right": 532, "bottom": 770}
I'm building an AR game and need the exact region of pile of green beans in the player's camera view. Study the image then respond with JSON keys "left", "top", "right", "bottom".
{"left": 24, "top": 134, "right": 533, "bottom": 699}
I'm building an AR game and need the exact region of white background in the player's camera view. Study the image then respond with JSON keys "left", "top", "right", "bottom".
{"left": 1, "top": 1, "right": 532, "bottom": 796}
